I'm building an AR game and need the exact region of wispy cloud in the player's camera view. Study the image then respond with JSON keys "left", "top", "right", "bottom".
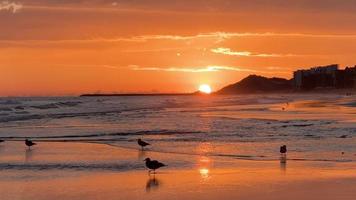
{"left": 211, "top": 47, "right": 299, "bottom": 57}
{"left": 126, "top": 32, "right": 356, "bottom": 44}
{"left": 130, "top": 65, "right": 289, "bottom": 74}
{"left": 104, "top": 32, "right": 352, "bottom": 43}
{"left": 4, "top": 31, "right": 356, "bottom": 45}
{"left": 130, "top": 65, "right": 252, "bottom": 73}
{"left": 20, "top": 1, "right": 356, "bottom": 17}
{"left": 52, "top": 64, "right": 122, "bottom": 70}
{"left": 101, "top": 32, "right": 234, "bottom": 43}
{"left": 0, "top": 1, "right": 23, "bottom": 13}
{"left": 121, "top": 47, "right": 187, "bottom": 53}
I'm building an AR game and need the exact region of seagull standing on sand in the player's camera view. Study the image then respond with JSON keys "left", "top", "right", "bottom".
{"left": 280, "top": 145, "right": 287, "bottom": 154}
{"left": 138, "top": 139, "right": 150, "bottom": 150}
{"left": 144, "top": 158, "right": 166, "bottom": 173}
{"left": 25, "top": 139, "right": 36, "bottom": 149}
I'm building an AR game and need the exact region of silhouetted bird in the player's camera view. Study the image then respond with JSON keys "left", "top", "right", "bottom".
{"left": 138, "top": 139, "right": 150, "bottom": 150}
{"left": 144, "top": 158, "right": 166, "bottom": 173}
{"left": 280, "top": 145, "right": 287, "bottom": 154}
{"left": 25, "top": 139, "right": 36, "bottom": 149}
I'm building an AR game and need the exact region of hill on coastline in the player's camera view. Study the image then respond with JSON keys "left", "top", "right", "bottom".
{"left": 216, "top": 75, "right": 293, "bottom": 94}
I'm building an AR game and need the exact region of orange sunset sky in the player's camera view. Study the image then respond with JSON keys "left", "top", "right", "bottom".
{"left": 2, "top": 0, "right": 356, "bottom": 96}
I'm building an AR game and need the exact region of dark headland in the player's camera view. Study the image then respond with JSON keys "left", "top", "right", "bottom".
{"left": 81, "top": 64, "right": 356, "bottom": 96}
{"left": 215, "top": 75, "right": 292, "bottom": 94}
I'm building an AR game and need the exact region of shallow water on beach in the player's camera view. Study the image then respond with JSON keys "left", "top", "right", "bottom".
{"left": 0, "top": 94, "right": 355, "bottom": 163}
{"left": 0, "top": 142, "right": 355, "bottom": 200}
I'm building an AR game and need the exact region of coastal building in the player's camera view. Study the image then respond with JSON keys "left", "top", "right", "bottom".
{"left": 293, "top": 64, "right": 339, "bottom": 89}
{"left": 336, "top": 66, "right": 356, "bottom": 88}
{"left": 293, "top": 64, "right": 356, "bottom": 90}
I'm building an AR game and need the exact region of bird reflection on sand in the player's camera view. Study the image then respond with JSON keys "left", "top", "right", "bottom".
{"left": 280, "top": 155, "right": 287, "bottom": 173}
{"left": 25, "top": 149, "right": 34, "bottom": 162}
{"left": 146, "top": 175, "right": 160, "bottom": 192}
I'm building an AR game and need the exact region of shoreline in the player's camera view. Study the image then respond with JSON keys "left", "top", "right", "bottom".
{"left": 1, "top": 140, "right": 354, "bottom": 163}
{"left": 0, "top": 141, "right": 355, "bottom": 200}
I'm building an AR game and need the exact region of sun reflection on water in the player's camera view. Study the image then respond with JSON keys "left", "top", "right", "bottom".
{"left": 196, "top": 143, "right": 214, "bottom": 180}
{"left": 199, "top": 168, "right": 210, "bottom": 179}
{"left": 197, "top": 156, "right": 212, "bottom": 180}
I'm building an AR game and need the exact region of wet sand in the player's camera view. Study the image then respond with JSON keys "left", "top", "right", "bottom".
{"left": 0, "top": 141, "right": 355, "bottom": 200}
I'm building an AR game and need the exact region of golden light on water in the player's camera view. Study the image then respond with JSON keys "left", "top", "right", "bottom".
{"left": 198, "top": 84, "right": 212, "bottom": 94}
{"left": 197, "top": 155, "right": 212, "bottom": 180}
{"left": 199, "top": 168, "right": 210, "bottom": 179}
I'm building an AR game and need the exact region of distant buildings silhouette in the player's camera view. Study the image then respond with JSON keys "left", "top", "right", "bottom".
{"left": 293, "top": 64, "right": 356, "bottom": 90}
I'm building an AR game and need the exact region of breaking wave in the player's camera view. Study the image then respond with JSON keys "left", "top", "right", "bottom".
{"left": 0, "top": 162, "right": 143, "bottom": 171}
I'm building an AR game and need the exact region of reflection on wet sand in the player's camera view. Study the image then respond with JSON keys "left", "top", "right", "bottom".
{"left": 199, "top": 168, "right": 210, "bottom": 179}
{"left": 0, "top": 142, "right": 355, "bottom": 200}
{"left": 138, "top": 150, "right": 147, "bottom": 161}
{"left": 25, "top": 149, "right": 34, "bottom": 162}
{"left": 197, "top": 156, "right": 212, "bottom": 180}
{"left": 196, "top": 142, "right": 214, "bottom": 180}
{"left": 146, "top": 175, "right": 160, "bottom": 192}
{"left": 280, "top": 155, "right": 287, "bottom": 173}
{"left": 0, "top": 145, "right": 4, "bottom": 153}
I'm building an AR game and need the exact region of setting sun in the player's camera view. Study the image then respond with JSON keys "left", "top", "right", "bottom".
{"left": 198, "top": 84, "right": 212, "bottom": 94}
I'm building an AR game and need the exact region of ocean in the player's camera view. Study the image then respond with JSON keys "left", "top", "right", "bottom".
{"left": 0, "top": 94, "right": 355, "bottom": 171}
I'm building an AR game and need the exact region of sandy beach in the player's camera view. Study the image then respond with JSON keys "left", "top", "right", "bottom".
{"left": 0, "top": 141, "right": 355, "bottom": 200}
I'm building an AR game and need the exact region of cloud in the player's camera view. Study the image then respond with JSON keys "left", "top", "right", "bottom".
{"left": 18, "top": 1, "right": 356, "bottom": 14}
{"left": 103, "top": 32, "right": 233, "bottom": 43}
{"left": 52, "top": 64, "right": 122, "bottom": 70}
{"left": 211, "top": 47, "right": 298, "bottom": 57}
{"left": 4, "top": 31, "right": 356, "bottom": 45}
{"left": 121, "top": 47, "right": 187, "bottom": 53}
{"left": 118, "top": 32, "right": 321, "bottom": 43}
{"left": 108, "top": 32, "right": 356, "bottom": 45}
{"left": 130, "top": 65, "right": 251, "bottom": 73}
{"left": 0, "top": 32, "right": 231, "bottom": 45}
{"left": 0, "top": 1, "right": 23, "bottom": 13}
{"left": 130, "top": 65, "right": 288, "bottom": 74}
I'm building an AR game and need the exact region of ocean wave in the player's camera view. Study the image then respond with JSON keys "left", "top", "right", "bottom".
{"left": 0, "top": 162, "right": 143, "bottom": 171}
{"left": 215, "top": 153, "right": 353, "bottom": 162}
{"left": 0, "top": 110, "right": 122, "bottom": 123}
{"left": 30, "top": 101, "right": 82, "bottom": 110}
{"left": 0, "top": 106, "right": 168, "bottom": 123}
{"left": 0, "top": 130, "right": 205, "bottom": 140}
{"left": 0, "top": 100, "right": 21, "bottom": 105}
{"left": 107, "top": 144, "right": 356, "bottom": 163}
{"left": 0, "top": 107, "right": 12, "bottom": 112}
{"left": 281, "top": 124, "right": 314, "bottom": 128}
{"left": 340, "top": 101, "right": 356, "bottom": 107}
